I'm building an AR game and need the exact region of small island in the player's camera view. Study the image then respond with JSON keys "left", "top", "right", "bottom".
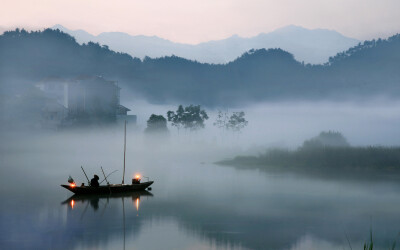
{"left": 217, "top": 131, "right": 400, "bottom": 179}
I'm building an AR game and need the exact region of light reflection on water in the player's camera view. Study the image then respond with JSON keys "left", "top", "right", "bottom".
{"left": 135, "top": 197, "right": 139, "bottom": 212}
{"left": 1, "top": 134, "right": 400, "bottom": 250}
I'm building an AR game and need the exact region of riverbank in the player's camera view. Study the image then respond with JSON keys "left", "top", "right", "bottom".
{"left": 217, "top": 146, "right": 400, "bottom": 180}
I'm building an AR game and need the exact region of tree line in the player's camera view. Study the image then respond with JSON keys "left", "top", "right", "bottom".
{"left": 144, "top": 105, "right": 248, "bottom": 134}
{"left": 2, "top": 29, "right": 400, "bottom": 107}
{"left": 217, "top": 131, "right": 400, "bottom": 177}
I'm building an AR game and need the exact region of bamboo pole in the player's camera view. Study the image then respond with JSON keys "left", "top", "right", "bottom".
{"left": 101, "top": 166, "right": 109, "bottom": 185}
{"left": 101, "top": 166, "right": 112, "bottom": 194}
{"left": 81, "top": 166, "right": 90, "bottom": 186}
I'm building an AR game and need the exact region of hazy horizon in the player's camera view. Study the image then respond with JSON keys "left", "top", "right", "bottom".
{"left": 10, "top": 24, "right": 362, "bottom": 46}
{"left": 1, "top": 23, "right": 397, "bottom": 46}
{"left": 2, "top": 2, "right": 400, "bottom": 249}
{"left": 1, "top": 0, "right": 400, "bottom": 44}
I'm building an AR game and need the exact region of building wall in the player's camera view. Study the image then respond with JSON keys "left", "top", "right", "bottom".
{"left": 36, "top": 76, "right": 134, "bottom": 126}
{"left": 66, "top": 80, "right": 119, "bottom": 118}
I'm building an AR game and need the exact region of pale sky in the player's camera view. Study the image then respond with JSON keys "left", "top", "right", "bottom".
{"left": 1, "top": 0, "right": 399, "bottom": 44}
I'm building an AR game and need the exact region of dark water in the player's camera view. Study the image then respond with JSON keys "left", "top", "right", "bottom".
{"left": 1, "top": 133, "right": 400, "bottom": 250}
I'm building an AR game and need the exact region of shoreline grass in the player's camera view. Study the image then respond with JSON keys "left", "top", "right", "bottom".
{"left": 217, "top": 146, "right": 400, "bottom": 179}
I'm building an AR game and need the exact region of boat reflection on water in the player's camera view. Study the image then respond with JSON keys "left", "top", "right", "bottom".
{"left": 61, "top": 190, "right": 153, "bottom": 212}
{"left": 61, "top": 190, "right": 153, "bottom": 250}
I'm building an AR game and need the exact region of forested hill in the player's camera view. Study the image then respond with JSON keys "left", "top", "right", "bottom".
{"left": 1, "top": 28, "right": 400, "bottom": 106}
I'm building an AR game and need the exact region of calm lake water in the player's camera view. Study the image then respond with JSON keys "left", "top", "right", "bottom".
{"left": 1, "top": 132, "right": 400, "bottom": 250}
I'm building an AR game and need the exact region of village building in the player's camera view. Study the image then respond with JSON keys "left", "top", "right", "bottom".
{"left": 36, "top": 76, "right": 136, "bottom": 128}
{"left": 40, "top": 98, "right": 68, "bottom": 130}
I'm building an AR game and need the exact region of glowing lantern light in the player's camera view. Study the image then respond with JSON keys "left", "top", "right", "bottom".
{"left": 135, "top": 174, "right": 141, "bottom": 179}
{"left": 70, "top": 183, "right": 76, "bottom": 188}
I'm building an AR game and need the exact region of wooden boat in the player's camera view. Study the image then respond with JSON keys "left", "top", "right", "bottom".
{"left": 61, "top": 120, "right": 154, "bottom": 195}
{"left": 61, "top": 190, "right": 153, "bottom": 204}
{"left": 61, "top": 182, "right": 154, "bottom": 195}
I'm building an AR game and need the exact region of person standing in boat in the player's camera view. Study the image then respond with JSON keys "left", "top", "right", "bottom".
{"left": 90, "top": 175, "right": 100, "bottom": 187}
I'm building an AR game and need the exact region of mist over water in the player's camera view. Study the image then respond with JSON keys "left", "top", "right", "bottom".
{"left": 1, "top": 97, "right": 400, "bottom": 250}
{"left": 126, "top": 98, "right": 400, "bottom": 149}
{"left": 1, "top": 130, "right": 400, "bottom": 249}
{"left": 2, "top": 4, "right": 400, "bottom": 249}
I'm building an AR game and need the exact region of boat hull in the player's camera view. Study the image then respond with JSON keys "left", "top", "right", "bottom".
{"left": 61, "top": 181, "right": 154, "bottom": 195}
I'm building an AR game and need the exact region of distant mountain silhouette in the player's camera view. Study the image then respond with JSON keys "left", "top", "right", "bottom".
{"left": 1, "top": 28, "right": 399, "bottom": 106}
{"left": 52, "top": 24, "right": 359, "bottom": 65}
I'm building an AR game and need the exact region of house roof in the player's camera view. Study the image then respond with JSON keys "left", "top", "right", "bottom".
{"left": 118, "top": 105, "right": 131, "bottom": 111}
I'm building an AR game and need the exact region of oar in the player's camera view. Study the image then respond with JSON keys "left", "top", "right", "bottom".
{"left": 101, "top": 166, "right": 110, "bottom": 185}
{"left": 101, "top": 166, "right": 112, "bottom": 194}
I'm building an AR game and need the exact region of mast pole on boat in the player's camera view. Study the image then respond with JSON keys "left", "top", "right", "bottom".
{"left": 122, "top": 120, "right": 126, "bottom": 184}
{"left": 81, "top": 166, "right": 90, "bottom": 186}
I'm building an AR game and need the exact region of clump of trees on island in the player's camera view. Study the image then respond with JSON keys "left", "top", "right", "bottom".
{"left": 167, "top": 105, "right": 209, "bottom": 132}
{"left": 302, "top": 131, "right": 350, "bottom": 148}
{"left": 144, "top": 105, "right": 248, "bottom": 135}
{"left": 218, "top": 131, "right": 400, "bottom": 177}
{"left": 144, "top": 114, "right": 169, "bottom": 134}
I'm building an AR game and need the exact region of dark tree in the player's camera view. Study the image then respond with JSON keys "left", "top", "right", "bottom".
{"left": 144, "top": 114, "right": 168, "bottom": 134}
{"left": 182, "top": 105, "right": 209, "bottom": 131}
{"left": 167, "top": 105, "right": 184, "bottom": 132}
{"left": 167, "top": 105, "right": 209, "bottom": 131}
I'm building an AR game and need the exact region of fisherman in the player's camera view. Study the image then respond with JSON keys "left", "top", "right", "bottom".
{"left": 90, "top": 175, "right": 100, "bottom": 187}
